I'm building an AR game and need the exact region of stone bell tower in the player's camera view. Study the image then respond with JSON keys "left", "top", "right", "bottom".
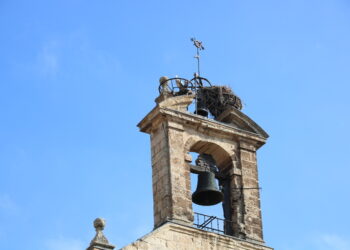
{"left": 121, "top": 74, "right": 273, "bottom": 250}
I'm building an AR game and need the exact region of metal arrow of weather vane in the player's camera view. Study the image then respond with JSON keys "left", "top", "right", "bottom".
{"left": 191, "top": 38, "right": 204, "bottom": 76}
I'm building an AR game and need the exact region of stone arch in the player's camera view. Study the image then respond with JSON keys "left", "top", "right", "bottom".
{"left": 184, "top": 136, "right": 234, "bottom": 171}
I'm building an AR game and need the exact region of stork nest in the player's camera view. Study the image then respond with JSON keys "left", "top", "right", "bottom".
{"left": 198, "top": 86, "right": 242, "bottom": 118}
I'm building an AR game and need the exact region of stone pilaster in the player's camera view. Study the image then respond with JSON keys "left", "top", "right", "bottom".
{"left": 238, "top": 140, "right": 264, "bottom": 242}
{"left": 150, "top": 120, "right": 193, "bottom": 228}
{"left": 229, "top": 168, "right": 246, "bottom": 239}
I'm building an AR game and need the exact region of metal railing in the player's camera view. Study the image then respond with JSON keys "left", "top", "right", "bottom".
{"left": 193, "top": 212, "right": 232, "bottom": 235}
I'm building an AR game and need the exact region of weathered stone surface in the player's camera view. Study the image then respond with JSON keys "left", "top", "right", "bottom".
{"left": 121, "top": 222, "right": 273, "bottom": 250}
{"left": 137, "top": 94, "right": 270, "bottom": 247}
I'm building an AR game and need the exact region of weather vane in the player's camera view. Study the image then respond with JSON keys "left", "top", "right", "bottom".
{"left": 191, "top": 38, "right": 204, "bottom": 76}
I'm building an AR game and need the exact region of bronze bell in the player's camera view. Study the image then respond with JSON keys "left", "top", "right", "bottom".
{"left": 195, "top": 107, "right": 209, "bottom": 117}
{"left": 192, "top": 171, "right": 224, "bottom": 206}
{"left": 195, "top": 99, "right": 209, "bottom": 117}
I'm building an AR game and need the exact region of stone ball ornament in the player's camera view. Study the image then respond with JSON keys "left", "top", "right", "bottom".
{"left": 93, "top": 218, "right": 106, "bottom": 231}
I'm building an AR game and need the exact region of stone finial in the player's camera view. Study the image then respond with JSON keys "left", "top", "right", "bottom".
{"left": 87, "top": 218, "right": 115, "bottom": 250}
{"left": 94, "top": 218, "right": 106, "bottom": 231}
{"left": 155, "top": 76, "right": 172, "bottom": 103}
{"left": 159, "top": 76, "right": 170, "bottom": 94}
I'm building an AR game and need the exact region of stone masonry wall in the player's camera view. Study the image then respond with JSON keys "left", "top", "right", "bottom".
{"left": 239, "top": 141, "right": 264, "bottom": 242}
{"left": 150, "top": 120, "right": 193, "bottom": 227}
{"left": 139, "top": 94, "right": 268, "bottom": 246}
{"left": 167, "top": 121, "right": 193, "bottom": 224}
{"left": 122, "top": 222, "right": 273, "bottom": 250}
{"left": 151, "top": 122, "right": 172, "bottom": 227}
{"left": 150, "top": 116, "right": 265, "bottom": 242}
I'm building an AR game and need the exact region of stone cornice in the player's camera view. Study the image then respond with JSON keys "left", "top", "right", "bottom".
{"left": 138, "top": 106, "right": 267, "bottom": 148}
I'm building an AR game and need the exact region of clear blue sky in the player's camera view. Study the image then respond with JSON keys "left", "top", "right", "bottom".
{"left": 1, "top": 1, "right": 350, "bottom": 250}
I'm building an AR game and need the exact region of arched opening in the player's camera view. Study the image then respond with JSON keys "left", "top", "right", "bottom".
{"left": 189, "top": 152, "right": 223, "bottom": 220}
{"left": 186, "top": 140, "right": 234, "bottom": 235}
{"left": 189, "top": 141, "right": 233, "bottom": 171}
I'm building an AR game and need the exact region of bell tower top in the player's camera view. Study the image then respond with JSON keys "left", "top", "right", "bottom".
{"left": 138, "top": 73, "right": 269, "bottom": 245}
{"left": 140, "top": 75, "right": 267, "bottom": 142}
